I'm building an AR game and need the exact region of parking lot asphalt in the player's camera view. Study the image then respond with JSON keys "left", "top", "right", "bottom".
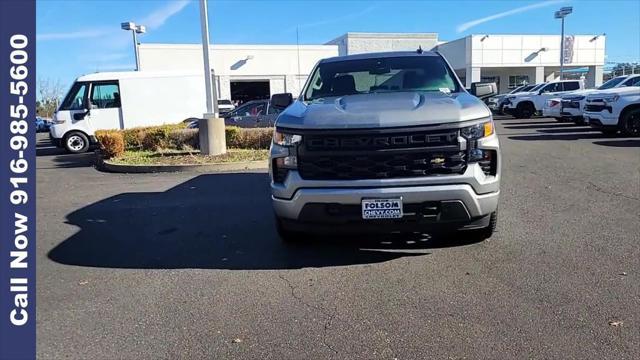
{"left": 37, "top": 117, "right": 639, "bottom": 359}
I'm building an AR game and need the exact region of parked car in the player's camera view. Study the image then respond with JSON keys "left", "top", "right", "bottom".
{"left": 223, "top": 99, "right": 281, "bottom": 128}
{"left": 487, "top": 84, "right": 536, "bottom": 114}
{"left": 269, "top": 50, "right": 499, "bottom": 242}
{"left": 35, "top": 117, "right": 51, "bottom": 132}
{"left": 49, "top": 71, "right": 207, "bottom": 153}
{"left": 500, "top": 83, "right": 546, "bottom": 115}
{"left": 503, "top": 80, "right": 584, "bottom": 118}
{"left": 217, "top": 99, "right": 235, "bottom": 115}
{"left": 583, "top": 86, "right": 640, "bottom": 136}
{"left": 556, "top": 75, "right": 640, "bottom": 124}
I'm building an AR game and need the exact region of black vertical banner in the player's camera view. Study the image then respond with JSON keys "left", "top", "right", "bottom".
{"left": 0, "top": 0, "right": 36, "bottom": 359}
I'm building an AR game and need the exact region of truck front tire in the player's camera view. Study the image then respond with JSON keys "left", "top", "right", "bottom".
{"left": 64, "top": 132, "right": 90, "bottom": 153}
{"left": 620, "top": 108, "right": 640, "bottom": 137}
{"left": 516, "top": 103, "right": 535, "bottom": 119}
{"left": 467, "top": 211, "right": 498, "bottom": 241}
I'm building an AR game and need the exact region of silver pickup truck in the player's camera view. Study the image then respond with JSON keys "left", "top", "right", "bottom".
{"left": 269, "top": 50, "right": 500, "bottom": 241}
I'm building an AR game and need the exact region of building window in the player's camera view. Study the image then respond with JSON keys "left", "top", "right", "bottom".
{"left": 508, "top": 75, "right": 529, "bottom": 89}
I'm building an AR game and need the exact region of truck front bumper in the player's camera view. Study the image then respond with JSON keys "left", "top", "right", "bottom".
{"left": 273, "top": 182, "right": 499, "bottom": 231}
{"left": 584, "top": 111, "right": 618, "bottom": 127}
{"left": 272, "top": 156, "right": 500, "bottom": 232}
{"left": 49, "top": 132, "right": 62, "bottom": 147}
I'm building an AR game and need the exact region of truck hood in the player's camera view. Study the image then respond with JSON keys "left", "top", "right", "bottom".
{"left": 560, "top": 88, "right": 598, "bottom": 99}
{"left": 509, "top": 91, "right": 539, "bottom": 98}
{"left": 586, "top": 86, "right": 640, "bottom": 98}
{"left": 275, "top": 91, "right": 491, "bottom": 130}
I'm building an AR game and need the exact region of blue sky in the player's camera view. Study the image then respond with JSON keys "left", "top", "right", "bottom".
{"left": 37, "top": 0, "right": 640, "bottom": 89}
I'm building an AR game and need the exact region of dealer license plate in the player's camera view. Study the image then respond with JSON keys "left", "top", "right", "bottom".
{"left": 361, "top": 198, "right": 403, "bottom": 219}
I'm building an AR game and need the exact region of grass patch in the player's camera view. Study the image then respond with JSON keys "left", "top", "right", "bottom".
{"left": 109, "top": 148, "right": 268, "bottom": 166}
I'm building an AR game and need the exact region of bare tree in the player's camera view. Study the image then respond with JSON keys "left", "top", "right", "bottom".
{"left": 37, "top": 77, "right": 65, "bottom": 118}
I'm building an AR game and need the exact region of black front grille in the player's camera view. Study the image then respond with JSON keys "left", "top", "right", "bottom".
{"left": 585, "top": 104, "right": 610, "bottom": 112}
{"left": 561, "top": 100, "right": 580, "bottom": 109}
{"left": 297, "top": 128, "right": 466, "bottom": 180}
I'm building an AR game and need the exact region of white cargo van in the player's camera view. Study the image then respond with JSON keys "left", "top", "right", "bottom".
{"left": 50, "top": 71, "right": 206, "bottom": 153}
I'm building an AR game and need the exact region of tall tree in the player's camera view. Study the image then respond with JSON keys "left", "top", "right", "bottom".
{"left": 37, "top": 77, "right": 65, "bottom": 118}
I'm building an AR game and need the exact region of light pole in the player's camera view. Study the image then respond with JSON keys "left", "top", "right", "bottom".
{"left": 198, "top": 0, "right": 226, "bottom": 155}
{"left": 121, "top": 22, "right": 146, "bottom": 71}
{"left": 554, "top": 7, "right": 572, "bottom": 80}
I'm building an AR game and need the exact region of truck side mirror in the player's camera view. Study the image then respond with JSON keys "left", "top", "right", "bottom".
{"left": 73, "top": 110, "right": 88, "bottom": 120}
{"left": 470, "top": 82, "right": 497, "bottom": 100}
{"left": 270, "top": 93, "right": 293, "bottom": 109}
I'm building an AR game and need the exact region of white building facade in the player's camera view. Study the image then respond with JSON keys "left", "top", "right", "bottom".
{"left": 138, "top": 43, "right": 338, "bottom": 101}
{"left": 326, "top": 32, "right": 439, "bottom": 56}
{"left": 138, "top": 32, "right": 605, "bottom": 101}
{"left": 437, "top": 34, "right": 606, "bottom": 93}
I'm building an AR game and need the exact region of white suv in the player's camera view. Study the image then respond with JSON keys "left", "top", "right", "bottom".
{"left": 557, "top": 75, "right": 640, "bottom": 124}
{"left": 504, "top": 80, "right": 583, "bottom": 118}
{"left": 583, "top": 86, "right": 640, "bottom": 136}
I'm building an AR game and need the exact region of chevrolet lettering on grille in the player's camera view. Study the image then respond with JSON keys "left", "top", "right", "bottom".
{"left": 306, "top": 133, "right": 456, "bottom": 150}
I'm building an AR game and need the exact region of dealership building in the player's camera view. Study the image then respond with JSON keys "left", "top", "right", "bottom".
{"left": 137, "top": 32, "right": 606, "bottom": 102}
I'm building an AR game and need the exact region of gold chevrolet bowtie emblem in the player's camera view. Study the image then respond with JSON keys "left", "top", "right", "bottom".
{"left": 430, "top": 157, "right": 445, "bottom": 165}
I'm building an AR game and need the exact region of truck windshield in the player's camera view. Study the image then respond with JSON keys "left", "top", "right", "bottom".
{"left": 60, "top": 82, "right": 88, "bottom": 110}
{"left": 518, "top": 84, "right": 535, "bottom": 92}
{"left": 598, "top": 77, "right": 626, "bottom": 90}
{"left": 304, "top": 56, "right": 459, "bottom": 101}
{"left": 529, "top": 83, "right": 546, "bottom": 92}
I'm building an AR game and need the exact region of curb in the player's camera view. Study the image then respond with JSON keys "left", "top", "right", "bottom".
{"left": 99, "top": 159, "right": 268, "bottom": 173}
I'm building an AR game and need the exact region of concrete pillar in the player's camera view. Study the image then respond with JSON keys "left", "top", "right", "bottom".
{"left": 535, "top": 66, "right": 545, "bottom": 84}
{"left": 199, "top": 114, "right": 227, "bottom": 155}
{"left": 499, "top": 73, "right": 509, "bottom": 93}
{"left": 465, "top": 67, "right": 481, "bottom": 88}
{"left": 586, "top": 65, "right": 603, "bottom": 88}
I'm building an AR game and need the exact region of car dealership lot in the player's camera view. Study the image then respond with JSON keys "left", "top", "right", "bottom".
{"left": 36, "top": 118, "right": 639, "bottom": 359}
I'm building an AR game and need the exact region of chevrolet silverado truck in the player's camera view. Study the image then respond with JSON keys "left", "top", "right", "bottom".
{"left": 503, "top": 80, "right": 583, "bottom": 118}
{"left": 486, "top": 83, "right": 536, "bottom": 114}
{"left": 268, "top": 50, "right": 500, "bottom": 241}
{"left": 556, "top": 75, "right": 640, "bottom": 124}
{"left": 583, "top": 85, "right": 640, "bottom": 136}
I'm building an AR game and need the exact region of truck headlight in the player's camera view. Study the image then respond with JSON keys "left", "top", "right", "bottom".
{"left": 272, "top": 155, "right": 297, "bottom": 183}
{"left": 602, "top": 95, "right": 619, "bottom": 103}
{"left": 272, "top": 129, "right": 301, "bottom": 183}
{"left": 460, "top": 119, "right": 494, "bottom": 140}
{"left": 273, "top": 129, "right": 302, "bottom": 147}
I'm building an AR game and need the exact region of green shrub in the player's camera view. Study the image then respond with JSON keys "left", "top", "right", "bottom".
{"left": 122, "top": 128, "right": 145, "bottom": 149}
{"left": 95, "top": 130, "right": 125, "bottom": 159}
{"left": 141, "top": 126, "right": 173, "bottom": 151}
{"left": 123, "top": 123, "right": 188, "bottom": 150}
{"left": 98, "top": 123, "right": 273, "bottom": 154}
{"left": 225, "top": 126, "right": 241, "bottom": 146}
{"left": 167, "top": 128, "right": 199, "bottom": 150}
{"left": 222, "top": 126, "right": 272, "bottom": 149}
{"left": 235, "top": 128, "right": 273, "bottom": 149}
